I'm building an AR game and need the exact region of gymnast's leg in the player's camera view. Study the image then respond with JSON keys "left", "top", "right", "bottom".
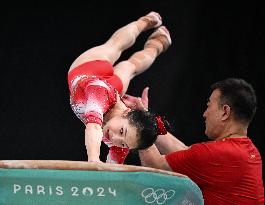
{"left": 114, "top": 26, "right": 172, "bottom": 95}
{"left": 69, "top": 11, "right": 162, "bottom": 72}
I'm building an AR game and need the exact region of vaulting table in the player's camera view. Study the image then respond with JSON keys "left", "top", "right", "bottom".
{"left": 0, "top": 160, "right": 204, "bottom": 204}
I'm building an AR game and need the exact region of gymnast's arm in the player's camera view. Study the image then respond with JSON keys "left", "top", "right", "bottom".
{"left": 85, "top": 123, "right": 103, "bottom": 162}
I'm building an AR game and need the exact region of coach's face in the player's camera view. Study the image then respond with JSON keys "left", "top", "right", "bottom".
{"left": 203, "top": 89, "right": 226, "bottom": 140}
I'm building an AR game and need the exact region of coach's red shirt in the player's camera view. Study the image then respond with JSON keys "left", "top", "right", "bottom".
{"left": 165, "top": 137, "right": 264, "bottom": 205}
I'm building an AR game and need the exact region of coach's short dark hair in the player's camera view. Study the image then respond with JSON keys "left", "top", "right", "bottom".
{"left": 211, "top": 78, "right": 257, "bottom": 125}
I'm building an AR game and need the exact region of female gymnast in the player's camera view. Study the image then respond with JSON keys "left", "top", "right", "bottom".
{"left": 68, "top": 11, "right": 171, "bottom": 163}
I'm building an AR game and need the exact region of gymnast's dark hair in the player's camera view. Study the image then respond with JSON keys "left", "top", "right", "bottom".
{"left": 126, "top": 109, "right": 171, "bottom": 150}
{"left": 211, "top": 78, "right": 257, "bottom": 125}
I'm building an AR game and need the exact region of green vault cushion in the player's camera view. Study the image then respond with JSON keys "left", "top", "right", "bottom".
{"left": 0, "top": 160, "right": 204, "bottom": 205}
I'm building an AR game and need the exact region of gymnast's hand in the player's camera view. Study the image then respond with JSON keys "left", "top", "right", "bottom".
{"left": 85, "top": 123, "right": 103, "bottom": 163}
{"left": 122, "top": 87, "right": 149, "bottom": 111}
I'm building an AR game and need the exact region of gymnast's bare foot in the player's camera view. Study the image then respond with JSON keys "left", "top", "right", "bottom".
{"left": 144, "top": 26, "right": 172, "bottom": 55}
{"left": 137, "top": 11, "right": 162, "bottom": 31}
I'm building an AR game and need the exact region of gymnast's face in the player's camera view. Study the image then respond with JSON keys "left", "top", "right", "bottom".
{"left": 103, "top": 116, "right": 138, "bottom": 149}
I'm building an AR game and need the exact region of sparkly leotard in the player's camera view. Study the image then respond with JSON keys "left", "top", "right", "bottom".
{"left": 68, "top": 60, "right": 129, "bottom": 164}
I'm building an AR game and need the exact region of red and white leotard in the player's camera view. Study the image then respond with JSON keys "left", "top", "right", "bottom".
{"left": 68, "top": 60, "right": 129, "bottom": 164}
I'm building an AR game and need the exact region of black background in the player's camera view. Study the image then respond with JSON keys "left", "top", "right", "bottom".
{"left": 0, "top": 1, "right": 264, "bottom": 177}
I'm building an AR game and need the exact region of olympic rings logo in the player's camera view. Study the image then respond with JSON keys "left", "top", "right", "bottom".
{"left": 141, "top": 188, "right": 175, "bottom": 204}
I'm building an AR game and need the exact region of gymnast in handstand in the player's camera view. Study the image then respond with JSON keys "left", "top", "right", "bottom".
{"left": 68, "top": 11, "right": 171, "bottom": 163}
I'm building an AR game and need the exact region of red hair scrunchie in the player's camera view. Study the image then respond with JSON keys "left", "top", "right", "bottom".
{"left": 155, "top": 116, "right": 167, "bottom": 135}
